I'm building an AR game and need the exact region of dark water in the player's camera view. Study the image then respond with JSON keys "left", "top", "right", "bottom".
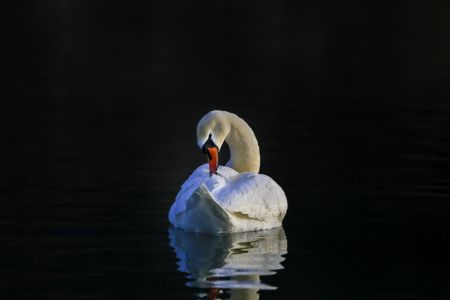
{"left": 3, "top": 1, "right": 450, "bottom": 299}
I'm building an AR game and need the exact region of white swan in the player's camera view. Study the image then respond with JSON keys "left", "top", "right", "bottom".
{"left": 168, "top": 110, "right": 288, "bottom": 233}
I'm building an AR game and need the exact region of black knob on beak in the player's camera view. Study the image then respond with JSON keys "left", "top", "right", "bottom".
{"left": 201, "top": 135, "right": 218, "bottom": 158}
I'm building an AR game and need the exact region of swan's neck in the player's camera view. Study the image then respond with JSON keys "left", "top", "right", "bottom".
{"left": 224, "top": 114, "right": 260, "bottom": 173}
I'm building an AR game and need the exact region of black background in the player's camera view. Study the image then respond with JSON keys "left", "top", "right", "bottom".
{"left": 3, "top": 1, "right": 450, "bottom": 299}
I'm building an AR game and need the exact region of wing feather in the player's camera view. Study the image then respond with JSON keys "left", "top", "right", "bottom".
{"left": 211, "top": 173, "right": 287, "bottom": 221}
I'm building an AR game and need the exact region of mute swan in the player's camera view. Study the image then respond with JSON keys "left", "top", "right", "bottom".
{"left": 168, "top": 110, "right": 288, "bottom": 233}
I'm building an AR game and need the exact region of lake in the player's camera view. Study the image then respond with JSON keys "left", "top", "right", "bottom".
{"left": 3, "top": 99, "right": 450, "bottom": 299}
{"left": 3, "top": 1, "right": 450, "bottom": 299}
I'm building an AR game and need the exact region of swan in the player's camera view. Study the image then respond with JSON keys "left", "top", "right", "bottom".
{"left": 168, "top": 110, "right": 288, "bottom": 233}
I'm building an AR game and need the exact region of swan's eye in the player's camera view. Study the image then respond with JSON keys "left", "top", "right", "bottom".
{"left": 209, "top": 133, "right": 212, "bottom": 138}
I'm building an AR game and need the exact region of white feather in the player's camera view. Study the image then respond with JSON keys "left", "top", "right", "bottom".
{"left": 169, "top": 164, "right": 288, "bottom": 233}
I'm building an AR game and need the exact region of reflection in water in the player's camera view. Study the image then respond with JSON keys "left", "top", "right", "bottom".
{"left": 169, "top": 227, "right": 288, "bottom": 299}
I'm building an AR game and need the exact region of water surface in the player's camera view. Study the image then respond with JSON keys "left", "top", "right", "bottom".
{"left": 3, "top": 1, "right": 450, "bottom": 299}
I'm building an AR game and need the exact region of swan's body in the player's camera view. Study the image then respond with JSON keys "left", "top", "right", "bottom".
{"left": 169, "top": 110, "right": 288, "bottom": 233}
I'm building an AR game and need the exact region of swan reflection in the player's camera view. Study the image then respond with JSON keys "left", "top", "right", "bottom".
{"left": 169, "top": 227, "right": 287, "bottom": 299}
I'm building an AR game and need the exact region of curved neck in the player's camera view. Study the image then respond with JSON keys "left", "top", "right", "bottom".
{"left": 223, "top": 113, "right": 260, "bottom": 173}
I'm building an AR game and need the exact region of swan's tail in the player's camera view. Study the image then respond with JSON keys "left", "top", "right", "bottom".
{"left": 171, "top": 184, "right": 233, "bottom": 233}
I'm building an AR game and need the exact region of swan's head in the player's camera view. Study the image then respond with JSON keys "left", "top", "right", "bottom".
{"left": 197, "top": 111, "right": 230, "bottom": 175}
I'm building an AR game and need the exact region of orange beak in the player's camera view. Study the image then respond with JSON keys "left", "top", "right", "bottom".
{"left": 206, "top": 147, "right": 218, "bottom": 175}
